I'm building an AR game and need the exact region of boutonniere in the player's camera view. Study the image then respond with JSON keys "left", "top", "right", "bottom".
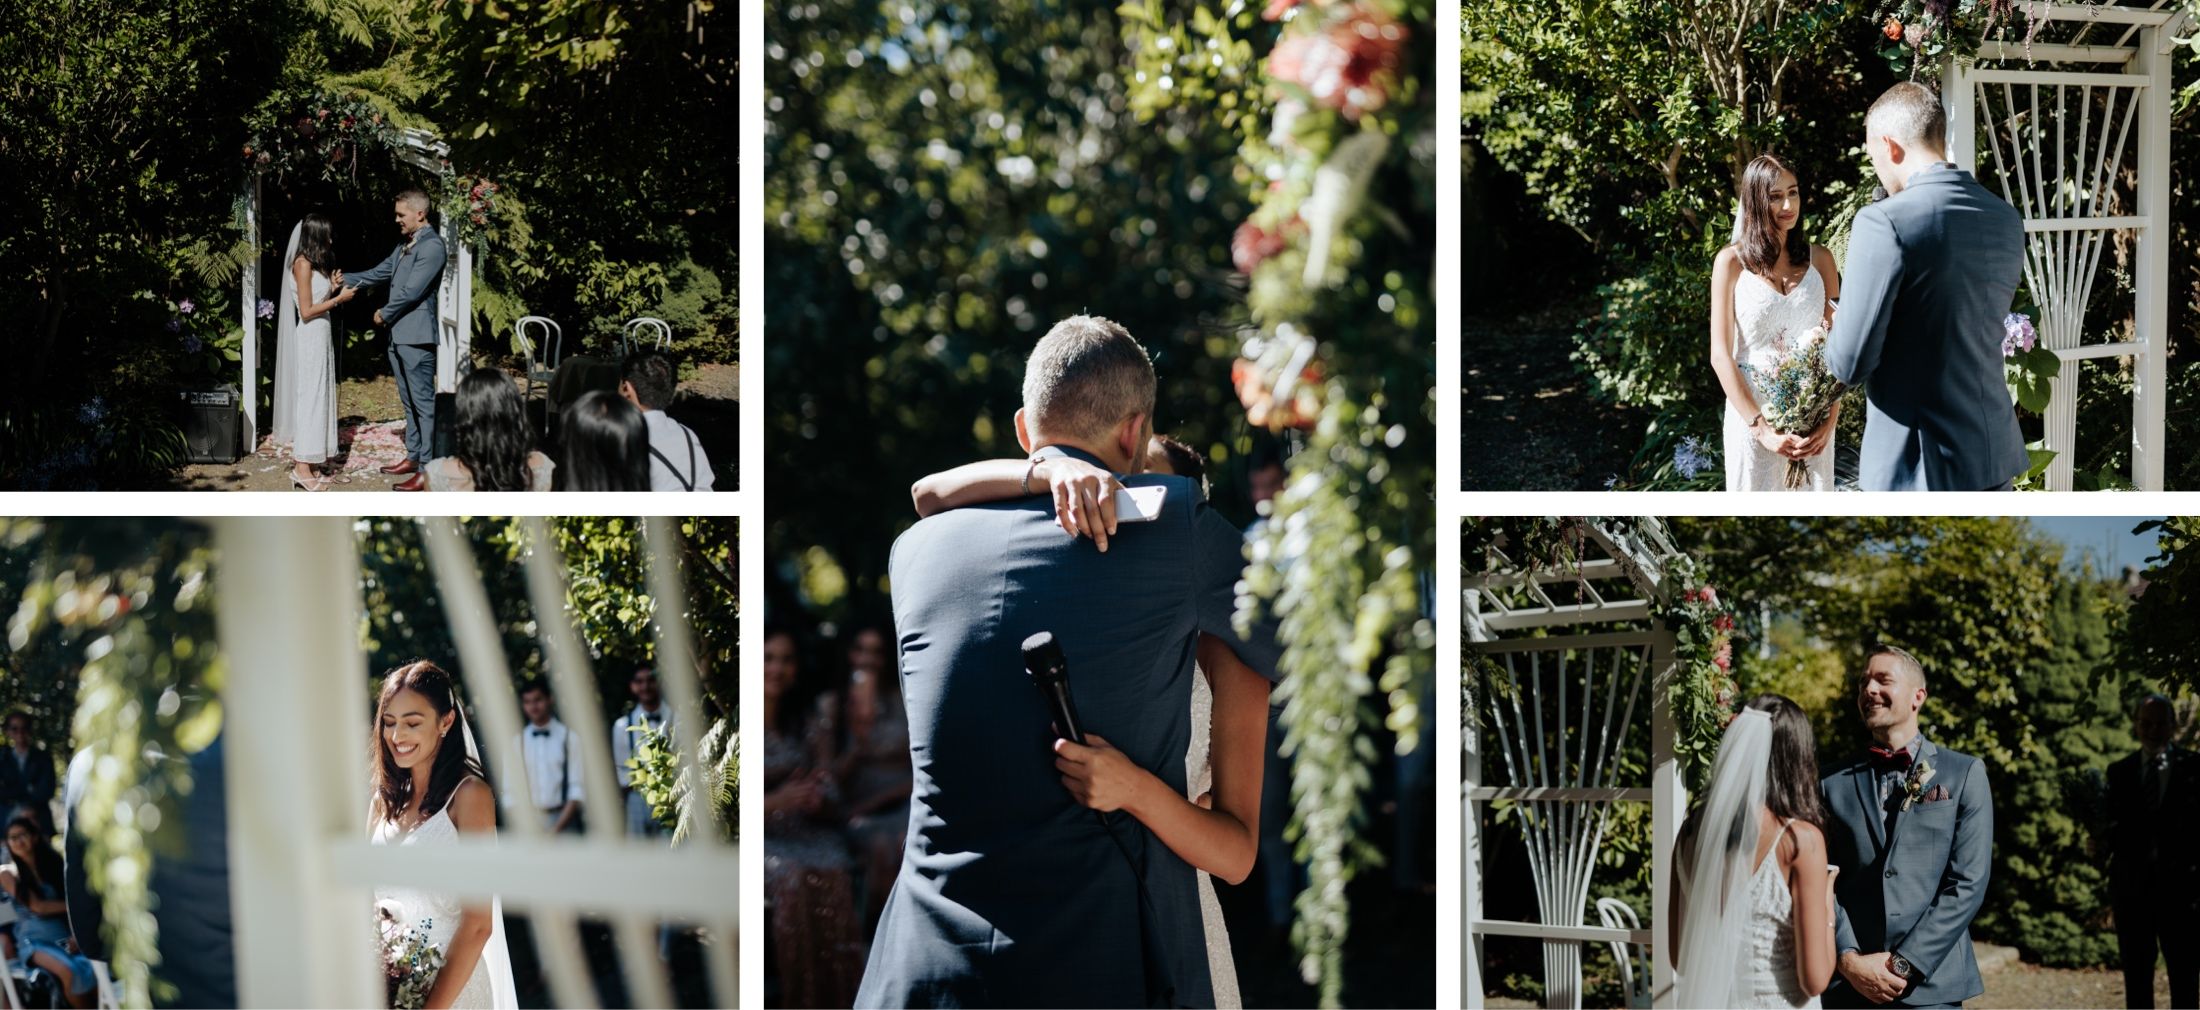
{"left": 1902, "top": 757, "right": 1937, "bottom": 811}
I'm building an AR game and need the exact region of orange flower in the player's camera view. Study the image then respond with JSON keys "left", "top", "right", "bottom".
{"left": 1883, "top": 17, "right": 1904, "bottom": 39}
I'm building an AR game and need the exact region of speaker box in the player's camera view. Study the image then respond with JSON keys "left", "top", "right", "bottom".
{"left": 178, "top": 386, "right": 241, "bottom": 465}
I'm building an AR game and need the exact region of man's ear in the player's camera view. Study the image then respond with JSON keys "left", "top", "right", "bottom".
{"left": 1014, "top": 408, "right": 1034, "bottom": 454}
{"left": 1884, "top": 135, "right": 1907, "bottom": 167}
{"left": 1116, "top": 413, "right": 1149, "bottom": 472}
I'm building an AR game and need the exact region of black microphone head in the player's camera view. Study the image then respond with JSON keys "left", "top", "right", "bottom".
{"left": 1021, "top": 631, "right": 1066, "bottom": 683}
{"left": 1870, "top": 185, "right": 1889, "bottom": 204}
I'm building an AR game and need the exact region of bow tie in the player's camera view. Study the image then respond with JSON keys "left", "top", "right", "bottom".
{"left": 530, "top": 728, "right": 551, "bottom": 737}
{"left": 1868, "top": 745, "right": 1914, "bottom": 772}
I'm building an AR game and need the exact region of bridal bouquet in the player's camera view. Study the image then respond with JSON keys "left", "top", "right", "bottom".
{"left": 377, "top": 904, "right": 446, "bottom": 1010}
{"left": 1738, "top": 326, "right": 1846, "bottom": 489}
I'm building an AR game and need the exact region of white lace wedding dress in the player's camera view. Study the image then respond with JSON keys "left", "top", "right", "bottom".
{"left": 1723, "top": 268, "right": 1835, "bottom": 492}
{"left": 1187, "top": 670, "right": 1243, "bottom": 1009}
{"left": 1736, "top": 819, "right": 1817, "bottom": 1009}
{"left": 371, "top": 782, "right": 518, "bottom": 1010}
{"left": 274, "top": 226, "right": 338, "bottom": 465}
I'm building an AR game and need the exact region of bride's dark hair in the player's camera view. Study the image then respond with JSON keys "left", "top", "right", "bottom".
{"left": 370, "top": 660, "right": 490, "bottom": 826}
{"left": 297, "top": 212, "right": 338, "bottom": 273}
{"left": 454, "top": 367, "right": 536, "bottom": 491}
{"left": 1674, "top": 692, "right": 1826, "bottom": 868}
{"left": 1748, "top": 692, "right": 1827, "bottom": 828}
{"left": 1736, "top": 154, "right": 1811, "bottom": 278}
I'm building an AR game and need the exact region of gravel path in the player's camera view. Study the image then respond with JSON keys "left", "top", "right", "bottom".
{"left": 1461, "top": 303, "right": 1650, "bottom": 491}
{"left": 163, "top": 361, "right": 738, "bottom": 491}
{"left": 1478, "top": 944, "right": 2173, "bottom": 1008}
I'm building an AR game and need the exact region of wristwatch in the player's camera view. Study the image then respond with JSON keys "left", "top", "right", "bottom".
{"left": 1888, "top": 953, "right": 1916, "bottom": 982}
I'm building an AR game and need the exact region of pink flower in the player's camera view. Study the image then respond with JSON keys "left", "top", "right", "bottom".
{"left": 178, "top": 299, "right": 197, "bottom": 316}
{"left": 1266, "top": 2, "right": 1407, "bottom": 121}
{"left": 1713, "top": 613, "right": 1736, "bottom": 632}
{"left": 1713, "top": 641, "right": 1734, "bottom": 671}
{"left": 1263, "top": 0, "right": 1303, "bottom": 19}
{"left": 1232, "top": 220, "right": 1290, "bottom": 274}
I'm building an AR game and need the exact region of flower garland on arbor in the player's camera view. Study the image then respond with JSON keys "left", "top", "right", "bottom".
{"left": 243, "top": 90, "right": 507, "bottom": 250}
{"left": 1873, "top": 0, "right": 2036, "bottom": 79}
{"left": 1121, "top": 2, "right": 1432, "bottom": 1004}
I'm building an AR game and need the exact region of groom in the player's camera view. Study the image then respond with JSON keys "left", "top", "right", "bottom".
{"left": 1821, "top": 644, "right": 1993, "bottom": 1008}
{"left": 1825, "top": 82, "right": 2028, "bottom": 491}
{"left": 855, "top": 316, "right": 1281, "bottom": 1008}
{"left": 344, "top": 189, "right": 448, "bottom": 492}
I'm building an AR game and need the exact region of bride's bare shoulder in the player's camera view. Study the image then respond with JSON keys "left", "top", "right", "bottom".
{"left": 1786, "top": 818, "right": 1827, "bottom": 854}
{"left": 446, "top": 775, "right": 496, "bottom": 830}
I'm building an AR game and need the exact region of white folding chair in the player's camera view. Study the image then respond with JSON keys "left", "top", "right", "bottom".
{"left": 91, "top": 960, "right": 118, "bottom": 1010}
{"left": 622, "top": 316, "right": 672, "bottom": 358}
{"left": 1595, "top": 896, "right": 1653, "bottom": 1010}
{"left": 512, "top": 316, "right": 564, "bottom": 435}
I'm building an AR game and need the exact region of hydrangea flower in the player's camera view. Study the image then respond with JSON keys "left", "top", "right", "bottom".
{"left": 2002, "top": 312, "right": 2037, "bottom": 357}
{"left": 257, "top": 298, "right": 276, "bottom": 320}
{"left": 183, "top": 335, "right": 203, "bottom": 354}
{"left": 179, "top": 299, "right": 197, "bottom": 316}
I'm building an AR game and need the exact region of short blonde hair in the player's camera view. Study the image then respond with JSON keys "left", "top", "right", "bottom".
{"left": 1021, "top": 316, "right": 1156, "bottom": 442}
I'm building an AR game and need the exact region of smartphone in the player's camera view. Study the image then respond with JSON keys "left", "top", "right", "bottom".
{"left": 1113, "top": 485, "right": 1167, "bottom": 523}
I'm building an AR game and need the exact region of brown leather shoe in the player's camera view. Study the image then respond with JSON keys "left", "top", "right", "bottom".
{"left": 381, "top": 459, "right": 419, "bottom": 475}
{"left": 393, "top": 473, "right": 427, "bottom": 492}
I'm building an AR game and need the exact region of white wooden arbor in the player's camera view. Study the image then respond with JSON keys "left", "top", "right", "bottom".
{"left": 212, "top": 516, "right": 736, "bottom": 1008}
{"left": 1945, "top": 0, "right": 2193, "bottom": 491}
{"left": 1464, "top": 520, "right": 1685, "bottom": 1009}
{"left": 237, "top": 128, "right": 479, "bottom": 455}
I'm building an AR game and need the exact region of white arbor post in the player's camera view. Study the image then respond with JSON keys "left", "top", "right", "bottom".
{"left": 238, "top": 177, "right": 262, "bottom": 455}
{"left": 1464, "top": 521, "right": 1682, "bottom": 1010}
{"left": 1950, "top": 0, "right": 2187, "bottom": 490}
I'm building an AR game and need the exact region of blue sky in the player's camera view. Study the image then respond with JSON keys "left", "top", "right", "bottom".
{"left": 2021, "top": 515, "right": 2165, "bottom": 574}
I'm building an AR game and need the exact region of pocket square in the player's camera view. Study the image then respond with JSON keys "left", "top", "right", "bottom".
{"left": 1919, "top": 785, "right": 1951, "bottom": 803}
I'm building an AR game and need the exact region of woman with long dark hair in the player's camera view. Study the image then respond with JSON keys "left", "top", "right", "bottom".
{"left": 761, "top": 627, "right": 865, "bottom": 1008}
{"left": 1668, "top": 693, "right": 1839, "bottom": 1008}
{"left": 557, "top": 390, "right": 649, "bottom": 491}
{"left": 367, "top": 661, "right": 517, "bottom": 1009}
{"left": 1, "top": 817, "right": 96, "bottom": 1007}
{"left": 428, "top": 368, "right": 554, "bottom": 491}
{"left": 275, "top": 211, "right": 357, "bottom": 490}
{"left": 1709, "top": 154, "right": 1843, "bottom": 492}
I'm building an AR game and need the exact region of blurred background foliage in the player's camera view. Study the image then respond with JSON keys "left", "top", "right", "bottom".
{"left": 0, "top": 0, "right": 732, "bottom": 489}
{"left": 1462, "top": 0, "right": 2200, "bottom": 490}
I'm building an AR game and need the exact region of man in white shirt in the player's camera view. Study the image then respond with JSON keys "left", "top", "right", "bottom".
{"left": 618, "top": 351, "right": 715, "bottom": 491}
{"left": 611, "top": 667, "right": 674, "bottom": 837}
{"left": 509, "top": 681, "right": 583, "bottom": 834}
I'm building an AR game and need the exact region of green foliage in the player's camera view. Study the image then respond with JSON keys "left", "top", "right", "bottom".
{"left": 625, "top": 715, "right": 737, "bottom": 844}
{"left": 2, "top": 520, "right": 226, "bottom": 1008}
{"left": 1670, "top": 516, "right": 2145, "bottom": 966}
{"left": 2124, "top": 517, "right": 2200, "bottom": 693}
{"left": 1573, "top": 251, "right": 1721, "bottom": 412}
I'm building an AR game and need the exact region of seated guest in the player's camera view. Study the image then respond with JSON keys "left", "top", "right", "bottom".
{"left": 4, "top": 818, "right": 95, "bottom": 1008}
{"left": 559, "top": 390, "right": 650, "bottom": 491}
{"left": 0, "top": 712, "right": 56, "bottom": 832}
{"left": 428, "top": 368, "right": 555, "bottom": 492}
{"left": 617, "top": 351, "right": 715, "bottom": 491}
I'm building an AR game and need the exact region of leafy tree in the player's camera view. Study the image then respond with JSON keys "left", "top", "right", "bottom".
{"left": 2124, "top": 516, "right": 2200, "bottom": 691}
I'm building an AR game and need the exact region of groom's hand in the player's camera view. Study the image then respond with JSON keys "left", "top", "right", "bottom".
{"left": 373, "top": 309, "right": 385, "bottom": 326}
{"left": 1054, "top": 734, "right": 1147, "bottom": 814}
{"left": 1838, "top": 950, "right": 1909, "bottom": 1004}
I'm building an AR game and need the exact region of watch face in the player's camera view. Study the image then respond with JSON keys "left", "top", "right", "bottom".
{"left": 1890, "top": 955, "right": 1912, "bottom": 978}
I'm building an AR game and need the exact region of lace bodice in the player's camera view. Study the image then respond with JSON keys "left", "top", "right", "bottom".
{"left": 1732, "top": 268, "right": 1826, "bottom": 374}
{"left": 1734, "top": 822, "right": 1816, "bottom": 1009}
{"left": 372, "top": 800, "right": 495, "bottom": 1009}
{"left": 1724, "top": 266, "right": 1837, "bottom": 492}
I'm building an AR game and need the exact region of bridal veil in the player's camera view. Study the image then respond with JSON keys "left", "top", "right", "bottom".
{"left": 1673, "top": 707, "right": 1771, "bottom": 1009}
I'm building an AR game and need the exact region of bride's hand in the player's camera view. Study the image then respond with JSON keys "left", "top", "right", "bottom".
{"left": 1754, "top": 424, "right": 1803, "bottom": 459}
{"left": 1041, "top": 457, "right": 1124, "bottom": 552}
{"left": 1793, "top": 412, "right": 1837, "bottom": 459}
{"left": 1054, "top": 733, "right": 1150, "bottom": 814}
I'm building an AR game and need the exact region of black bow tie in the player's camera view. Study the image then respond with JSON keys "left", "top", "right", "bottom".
{"left": 530, "top": 728, "right": 551, "bottom": 737}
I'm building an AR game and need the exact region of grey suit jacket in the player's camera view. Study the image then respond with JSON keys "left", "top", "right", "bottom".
{"left": 1820, "top": 739, "right": 1992, "bottom": 1008}
{"left": 348, "top": 225, "right": 447, "bottom": 347}
{"left": 854, "top": 445, "right": 1282, "bottom": 1009}
{"left": 1825, "top": 165, "right": 2028, "bottom": 491}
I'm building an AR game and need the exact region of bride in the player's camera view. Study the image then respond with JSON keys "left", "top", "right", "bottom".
{"left": 275, "top": 212, "right": 356, "bottom": 491}
{"left": 911, "top": 436, "right": 1266, "bottom": 1008}
{"left": 1668, "top": 694, "right": 1838, "bottom": 1009}
{"left": 1709, "top": 154, "right": 1842, "bottom": 492}
{"left": 368, "top": 661, "right": 518, "bottom": 1009}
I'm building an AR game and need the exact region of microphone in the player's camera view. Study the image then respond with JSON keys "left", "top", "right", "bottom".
{"left": 1870, "top": 185, "right": 1889, "bottom": 204}
{"left": 1021, "top": 631, "right": 1086, "bottom": 745}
